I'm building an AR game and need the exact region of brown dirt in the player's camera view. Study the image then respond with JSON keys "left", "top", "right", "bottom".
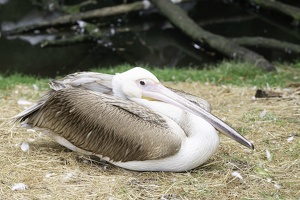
{"left": 1, "top": 83, "right": 299, "bottom": 199}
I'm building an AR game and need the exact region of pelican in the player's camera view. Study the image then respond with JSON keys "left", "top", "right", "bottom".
{"left": 13, "top": 67, "right": 254, "bottom": 172}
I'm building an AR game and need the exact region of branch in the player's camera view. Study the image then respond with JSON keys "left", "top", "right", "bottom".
{"left": 40, "top": 35, "right": 94, "bottom": 47}
{"left": 247, "top": 12, "right": 300, "bottom": 40}
{"left": 150, "top": 0, "right": 276, "bottom": 71}
{"left": 248, "top": 0, "right": 300, "bottom": 23}
{"left": 231, "top": 37, "right": 300, "bottom": 54}
{"left": 198, "top": 15, "right": 255, "bottom": 27}
{"left": 1, "top": 0, "right": 198, "bottom": 36}
{"left": 2, "top": 1, "right": 149, "bottom": 36}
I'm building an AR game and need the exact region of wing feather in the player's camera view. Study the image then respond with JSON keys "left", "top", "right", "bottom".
{"left": 14, "top": 72, "right": 113, "bottom": 123}
{"left": 49, "top": 72, "right": 113, "bottom": 94}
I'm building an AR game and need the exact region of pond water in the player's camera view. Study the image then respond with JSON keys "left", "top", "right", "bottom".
{"left": 0, "top": 0, "right": 299, "bottom": 77}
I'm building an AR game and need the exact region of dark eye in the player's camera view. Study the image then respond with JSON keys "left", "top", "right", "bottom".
{"left": 139, "top": 80, "right": 145, "bottom": 86}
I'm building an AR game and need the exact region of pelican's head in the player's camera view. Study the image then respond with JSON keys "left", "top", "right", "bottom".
{"left": 112, "top": 67, "right": 254, "bottom": 150}
{"left": 112, "top": 67, "right": 160, "bottom": 100}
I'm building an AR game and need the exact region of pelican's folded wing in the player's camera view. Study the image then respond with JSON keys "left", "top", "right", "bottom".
{"left": 17, "top": 88, "right": 182, "bottom": 162}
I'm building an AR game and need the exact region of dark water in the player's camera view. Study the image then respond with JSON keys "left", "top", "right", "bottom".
{"left": 0, "top": 0, "right": 299, "bottom": 77}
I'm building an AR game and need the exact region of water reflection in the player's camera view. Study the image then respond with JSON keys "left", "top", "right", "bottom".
{"left": 0, "top": 0, "right": 9, "bottom": 5}
{"left": 0, "top": 0, "right": 299, "bottom": 77}
{"left": 7, "top": 35, "right": 56, "bottom": 45}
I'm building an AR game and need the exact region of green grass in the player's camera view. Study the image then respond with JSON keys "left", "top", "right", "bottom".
{"left": 0, "top": 74, "right": 48, "bottom": 90}
{"left": 92, "top": 61, "right": 300, "bottom": 87}
{"left": 0, "top": 61, "right": 299, "bottom": 90}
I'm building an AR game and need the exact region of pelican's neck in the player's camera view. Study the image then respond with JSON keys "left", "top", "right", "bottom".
{"left": 112, "top": 73, "right": 127, "bottom": 100}
{"left": 131, "top": 98, "right": 219, "bottom": 138}
{"left": 114, "top": 99, "right": 220, "bottom": 171}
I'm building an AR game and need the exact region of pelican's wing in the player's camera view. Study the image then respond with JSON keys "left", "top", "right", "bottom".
{"left": 49, "top": 72, "right": 113, "bottom": 94}
{"left": 16, "top": 88, "right": 182, "bottom": 162}
{"left": 14, "top": 72, "right": 114, "bottom": 122}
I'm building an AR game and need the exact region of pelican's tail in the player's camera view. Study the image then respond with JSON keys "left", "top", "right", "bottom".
{"left": 12, "top": 91, "right": 53, "bottom": 124}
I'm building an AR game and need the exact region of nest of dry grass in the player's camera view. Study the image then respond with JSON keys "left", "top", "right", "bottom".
{"left": 1, "top": 83, "right": 299, "bottom": 199}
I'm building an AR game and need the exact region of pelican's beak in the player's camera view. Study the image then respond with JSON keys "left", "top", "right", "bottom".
{"left": 142, "top": 83, "right": 254, "bottom": 149}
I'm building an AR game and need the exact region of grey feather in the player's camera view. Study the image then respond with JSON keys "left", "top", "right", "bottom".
{"left": 49, "top": 72, "right": 113, "bottom": 94}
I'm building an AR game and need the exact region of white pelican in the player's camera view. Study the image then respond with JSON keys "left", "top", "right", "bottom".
{"left": 13, "top": 67, "right": 254, "bottom": 172}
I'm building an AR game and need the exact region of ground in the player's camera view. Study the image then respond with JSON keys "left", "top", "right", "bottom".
{"left": 0, "top": 82, "right": 299, "bottom": 199}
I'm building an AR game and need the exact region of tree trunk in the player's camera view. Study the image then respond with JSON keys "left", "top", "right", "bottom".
{"left": 150, "top": 0, "right": 276, "bottom": 71}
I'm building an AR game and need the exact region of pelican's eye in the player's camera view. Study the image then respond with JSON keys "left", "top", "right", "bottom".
{"left": 136, "top": 79, "right": 156, "bottom": 89}
{"left": 139, "top": 80, "right": 146, "bottom": 86}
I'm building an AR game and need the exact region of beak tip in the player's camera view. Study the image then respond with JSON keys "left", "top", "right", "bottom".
{"left": 249, "top": 142, "right": 255, "bottom": 150}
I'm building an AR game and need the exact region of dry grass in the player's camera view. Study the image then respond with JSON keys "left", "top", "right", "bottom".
{"left": 1, "top": 83, "right": 299, "bottom": 199}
